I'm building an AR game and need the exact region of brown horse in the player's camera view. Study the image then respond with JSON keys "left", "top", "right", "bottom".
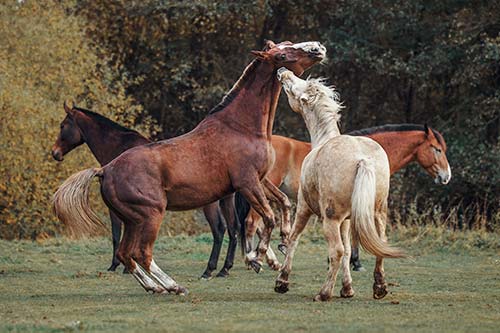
{"left": 240, "top": 125, "right": 451, "bottom": 271}
{"left": 53, "top": 40, "right": 326, "bottom": 295}
{"left": 51, "top": 102, "right": 238, "bottom": 279}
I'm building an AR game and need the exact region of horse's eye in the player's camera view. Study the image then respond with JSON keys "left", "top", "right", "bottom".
{"left": 433, "top": 147, "right": 441, "bottom": 154}
{"left": 276, "top": 53, "right": 286, "bottom": 60}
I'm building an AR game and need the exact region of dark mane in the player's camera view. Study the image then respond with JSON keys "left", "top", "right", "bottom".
{"left": 74, "top": 106, "right": 142, "bottom": 135}
{"left": 348, "top": 124, "right": 444, "bottom": 146}
{"left": 208, "top": 59, "right": 260, "bottom": 115}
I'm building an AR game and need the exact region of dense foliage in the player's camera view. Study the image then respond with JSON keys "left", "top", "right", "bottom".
{"left": 1, "top": 0, "right": 498, "bottom": 238}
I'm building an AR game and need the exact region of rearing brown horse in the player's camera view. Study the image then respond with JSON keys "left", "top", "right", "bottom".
{"left": 53, "top": 40, "right": 326, "bottom": 295}
{"left": 51, "top": 102, "right": 239, "bottom": 279}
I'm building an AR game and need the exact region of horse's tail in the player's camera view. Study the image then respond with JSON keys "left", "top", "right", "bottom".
{"left": 53, "top": 167, "right": 106, "bottom": 238}
{"left": 350, "top": 159, "right": 406, "bottom": 259}
{"left": 235, "top": 192, "right": 251, "bottom": 256}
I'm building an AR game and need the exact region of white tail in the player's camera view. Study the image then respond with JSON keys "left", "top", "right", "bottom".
{"left": 350, "top": 159, "right": 405, "bottom": 258}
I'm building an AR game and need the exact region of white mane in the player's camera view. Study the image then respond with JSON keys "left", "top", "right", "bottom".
{"left": 301, "top": 78, "right": 344, "bottom": 147}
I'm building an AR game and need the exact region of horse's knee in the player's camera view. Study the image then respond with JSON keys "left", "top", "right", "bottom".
{"left": 282, "top": 196, "right": 292, "bottom": 210}
{"left": 331, "top": 245, "right": 344, "bottom": 262}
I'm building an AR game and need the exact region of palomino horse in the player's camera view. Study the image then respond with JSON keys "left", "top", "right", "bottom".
{"left": 53, "top": 40, "right": 326, "bottom": 295}
{"left": 274, "top": 68, "right": 405, "bottom": 301}
{"left": 51, "top": 102, "right": 238, "bottom": 279}
{"left": 241, "top": 123, "right": 451, "bottom": 271}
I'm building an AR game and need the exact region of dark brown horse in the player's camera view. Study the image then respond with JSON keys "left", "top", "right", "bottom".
{"left": 51, "top": 102, "right": 238, "bottom": 279}
{"left": 53, "top": 40, "right": 326, "bottom": 294}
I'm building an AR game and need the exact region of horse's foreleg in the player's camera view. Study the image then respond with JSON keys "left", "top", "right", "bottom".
{"left": 240, "top": 185, "right": 276, "bottom": 273}
{"left": 262, "top": 178, "right": 291, "bottom": 254}
{"left": 201, "top": 202, "right": 225, "bottom": 279}
{"left": 373, "top": 208, "right": 389, "bottom": 299}
{"left": 218, "top": 194, "right": 237, "bottom": 277}
{"left": 340, "top": 219, "right": 355, "bottom": 298}
{"left": 275, "top": 195, "right": 312, "bottom": 294}
{"left": 315, "top": 218, "right": 343, "bottom": 302}
{"left": 253, "top": 225, "right": 281, "bottom": 270}
{"left": 108, "top": 211, "right": 123, "bottom": 272}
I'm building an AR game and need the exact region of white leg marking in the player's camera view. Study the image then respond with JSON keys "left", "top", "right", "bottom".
{"left": 149, "top": 259, "right": 178, "bottom": 291}
{"left": 132, "top": 262, "right": 165, "bottom": 293}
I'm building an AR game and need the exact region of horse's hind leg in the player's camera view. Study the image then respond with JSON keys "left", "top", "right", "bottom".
{"left": 314, "top": 217, "right": 343, "bottom": 302}
{"left": 108, "top": 210, "right": 122, "bottom": 272}
{"left": 217, "top": 194, "right": 237, "bottom": 277}
{"left": 373, "top": 205, "right": 389, "bottom": 299}
{"left": 275, "top": 195, "right": 312, "bottom": 294}
{"left": 134, "top": 212, "right": 188, "bottom": 295}
{"left": 201, "top": 202, "right": 225, "bottom": 280}
{"left": 262, "top": 178, "right": 291, "bottom": 254}
{"left": 117, "top": 222, "right": 165, "bottom": 293}
{"left": 340, "top": 219, "right": 355, "bottom": 298}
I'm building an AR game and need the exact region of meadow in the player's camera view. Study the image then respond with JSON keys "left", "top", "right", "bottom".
{"left": 1, "top": 226, "right": 499, "bottom": 332}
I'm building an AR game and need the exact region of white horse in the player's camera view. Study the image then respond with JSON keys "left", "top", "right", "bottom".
{"left": 274, "top": 68, "right": 406, "bottom": 301}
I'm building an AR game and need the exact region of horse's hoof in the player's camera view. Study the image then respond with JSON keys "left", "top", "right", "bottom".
{"left": 216, "top": 269, "right": 229, "bottom": 278}
{"left": 274, "top": 280, "right": 289, "bottom": 294}
{"left": 249, "top": 260, "right": 262, "bottom": 273}
{"left": 122, "top": 267, "right": 130, "bottom": 274}
{"left": 151, "top": 286, "right": 167, "bottom": 294}
{"left": 200, "top": 271, "right": 213, "bottom": 280}
{"left": 107, "top": 263, "right": 119, "bottom": 272}
{"left": 176, "top": 285, "right": 189, "bottom": 296}
{"left": 352, "top": 265, "right": 366, "bottom": 272}
{"left": 278, "top": 244, "right": 288, "bottom": 256}
{"left": 340, "top": 286, "right": 355, "bottom": 298}
{"left": 313, "top": 293, "right": 332, "bottom": 302}
{"left": 373, "top": 284, "right": 388, "bottom": 299}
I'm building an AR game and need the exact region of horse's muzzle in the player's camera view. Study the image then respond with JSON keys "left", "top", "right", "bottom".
{"left": 52, "top": 149, "right": 64, "bottom": 161}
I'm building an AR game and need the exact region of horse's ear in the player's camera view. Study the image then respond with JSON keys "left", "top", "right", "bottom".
{"left": 263, "top": 40, "right": 276, "bottom": 51}
{"left": 251, "top": 50, "right": 270, "bottom": 61}
{"left": 424, "top": 123, "right": 430, "bottom": 137}
{"left": 64, "top": 99, "right": 76, "bottom": 116}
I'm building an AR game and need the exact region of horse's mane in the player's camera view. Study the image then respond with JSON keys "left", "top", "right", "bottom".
{"left": 307, "top": 78, "right": 344, "bottom": 123}
{"left": 74, "top": 106, "right": 143, "bottom": 136}
{"left": 208, "top": 59, "right": 260, "bottom": 115}
{"left": 349, "top": 124, "right": 445, "bottom": 147}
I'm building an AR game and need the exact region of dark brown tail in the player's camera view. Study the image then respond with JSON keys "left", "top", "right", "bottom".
{"left": 53, "top": 167, "right": 106, "bottom": 238}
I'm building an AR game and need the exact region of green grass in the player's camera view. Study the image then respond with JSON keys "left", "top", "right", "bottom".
{"left": 0, "top": 228, "right": 499, "bottom": 332}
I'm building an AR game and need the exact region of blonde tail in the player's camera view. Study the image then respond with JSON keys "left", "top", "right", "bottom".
{"left": 351, "top": 159, "right": 405, "bottom": 258}
{"left": 52, "top": 167, "right": 106, "bottom": 238}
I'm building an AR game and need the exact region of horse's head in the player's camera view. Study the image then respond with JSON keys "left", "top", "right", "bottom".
{"left": 416, "top": 125, "right": 451, "bottom": 185}
{"left": 277, "top": 68, "right": 339, "bottom": 113}
{"left": 251, "top": 40, "right": 326, "bottom": 76}
{"left": 51, "top": 100, "right": 84, "bottom": 161}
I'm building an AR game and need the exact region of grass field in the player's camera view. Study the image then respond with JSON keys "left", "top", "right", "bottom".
{"left": 1, "top": 227, "right": 499, "bottom": 332}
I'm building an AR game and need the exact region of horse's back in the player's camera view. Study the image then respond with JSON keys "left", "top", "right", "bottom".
{"left": 300, "top": 135, "right": 390, "bottom": 216}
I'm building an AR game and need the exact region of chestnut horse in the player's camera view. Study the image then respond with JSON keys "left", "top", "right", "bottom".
{"left": 240, "top": 123, "right": 451, "bottom": 271}
{"left": 274, "top": 68, "right": 405, "bottom": 301}
{"left": 51, "top": 102, "right": 238, "bottom": 279}
{"left": 53, "top": 41, "right": 326, "bottom": 295}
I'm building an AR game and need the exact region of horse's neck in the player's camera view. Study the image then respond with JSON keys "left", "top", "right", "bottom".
{"left": 213, "top": 61, "right": 280, "bottom": 138}
{"left": 303, "top": 106, "right": 341, "bottom": 148}
{"left": 367, "top": 131, "right": 424, "bottom": 174}
{"left": 76, "top": 113, "right": 142, "bottom": 165}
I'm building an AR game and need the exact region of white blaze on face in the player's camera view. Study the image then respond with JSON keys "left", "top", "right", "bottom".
{"left": 277, "top": 41, "right": 326, "bottom": 56}
{"left": 436, "top": 162, "right": 452, "bottom": 184}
